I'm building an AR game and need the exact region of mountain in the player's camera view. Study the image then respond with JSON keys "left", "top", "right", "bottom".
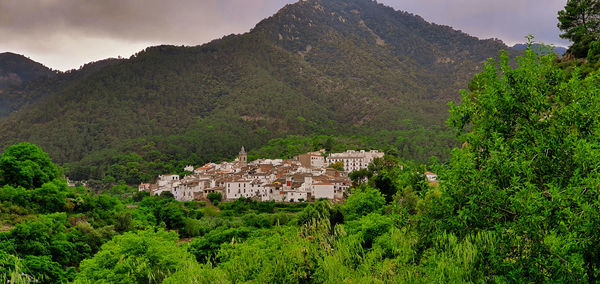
{"left": 512, "top": 43, "right": 567, "bottom": 56}
{"left": 0, "top": 0, "right": 515, "bottom": 182}
{"left": 0, "top": 52, "right": 55, "bottom": 89}
{"left": 0, "top": 53, "right": 57, "bottom": 117}
{"left": 0, "top": 58, "right": 122, "bottom": 119}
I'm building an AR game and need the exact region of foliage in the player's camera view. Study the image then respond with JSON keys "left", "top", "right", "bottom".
{"left": 0, "top": 180, "right": 69, "bottom": 215}
{"left": 75, "top": 230, "right": 193, "bottom": 283}
{"left": 440, "top": 46, "right": 600, "bottom": 281}
{"left": 342, "top": 186, "right": 386, "bottom": 221}
{"left": 329, "top": 161, "right": 344, "bottom": 171}
{"left": 188, "top": 226, "right": 255, "bottom": 263}
{"left": 207, "top": 192, "right": 222, "bottom": 203}
{"left": 0, "top": 143, "right": 60, "bottom": 189}
{"left": 0, "top": 213, "right": 83, "bottom": 283}
{"left": 558, "top": 0, "right": 600, "bottom": 57}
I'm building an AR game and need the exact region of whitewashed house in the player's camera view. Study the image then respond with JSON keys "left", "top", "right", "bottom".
{"left": 313, "top": 182, "right": 335, "bottom": 200}
{"left": 225, "top": 180, "right": 254, "bottom": 200}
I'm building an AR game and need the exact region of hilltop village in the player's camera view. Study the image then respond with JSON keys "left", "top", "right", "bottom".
{"left": 139, "top": 147, "right": 384, "bottom": 202}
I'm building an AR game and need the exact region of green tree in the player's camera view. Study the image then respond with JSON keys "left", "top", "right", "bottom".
{"left": 439, "top": 47, "right": 600, "bottom": 281}
{"left": 342, "top": 186, "right": 386, "bottom": 221}
{"left": 588, "top": 38, "right": 600, "bottom": 62}
{"left": 348, "top": 168, "right": 371, "bottom": 186}
{"left": 346, "top": 213, "right": 393, "bottom": 248}
{"left": 558, "top": 0, "right": 600, "bottom": 57}
{"left": 329, "top": 161, "right": 344, "bottom": 172}
{"left": 156, "top": 203, "right": 186, "bottom": 230}
{"left": 207, "top": 192, "right": 222, "bottom": 203}
{"left": 75, "top": 230, "right": 193, "bottom": 283}
{"left": 4, "top": 213, "right": 82, "bottom": 283}
{"left": 0, "top": 143, "right": 60, "bottom": 189}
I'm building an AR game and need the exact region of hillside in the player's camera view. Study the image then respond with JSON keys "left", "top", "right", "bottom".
{"left": 0, "top": 58, "right": 122, "bottom": 119}
{"left": 512, "top": 43, "right": 567, "bottom": 56}
{"left": 0, "top": 0, "right": 515, "bottom": 182}
{"left": 0, "top": 52, "right": 55, "bottom": 89}
{"left": 0, "top": 53, "right": 57, "bottom": 117}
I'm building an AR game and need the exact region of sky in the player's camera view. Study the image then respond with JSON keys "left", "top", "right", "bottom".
{"left": 0, "top": 0, "right": 569, "bottom": 71}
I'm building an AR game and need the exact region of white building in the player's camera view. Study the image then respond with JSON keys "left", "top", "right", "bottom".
{"left": 326, "top": 150, "right": 384, "bottom": 173}
{"left": 313, "top": 182, "right": 335, "bottom": 200}
{"left": 225, "top": 180, "right": 254, "bottom": 199}
{"left": 139, "top": 183, "right": 151, "bottom": 192}
{"left": 176, "top": 178, "right": 211, "bottom": 201}
{"left": 284, "top": 190, "right": 307, "bottom": 202}
{"left": 154, "top": 174, "right": 180, "bottom": 196}
{"left": 425, "top": 171, "right": 438, "bottom": 182}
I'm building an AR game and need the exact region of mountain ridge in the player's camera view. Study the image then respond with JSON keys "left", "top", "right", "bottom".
{"left": 0, "top": 52, "right": 56, "bottom": 88}
{"left": 0, "top": 52, "right": 58, "bottom": 116}
{"left": 512, "top": 43, "right": 567, "bottom": 56}
{"left": 0, "top": 0, "right": 515, "bottom": 182}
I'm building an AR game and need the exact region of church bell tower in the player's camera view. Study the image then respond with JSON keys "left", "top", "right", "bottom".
{"left": 239, "top": 146, "right": 247, "bottom": 167}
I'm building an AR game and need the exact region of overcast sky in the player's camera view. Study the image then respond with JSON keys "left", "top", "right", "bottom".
{"left": 0, "top": 0, "right": 569, "bottom": 71}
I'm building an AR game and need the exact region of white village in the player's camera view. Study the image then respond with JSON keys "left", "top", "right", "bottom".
{"left": 139, "top": 147, "right": 385, "bottom": 202}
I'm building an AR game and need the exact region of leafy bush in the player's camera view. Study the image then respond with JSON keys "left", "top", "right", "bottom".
{"left": 75, "top": 230, "right": 193, "bottom": 283}
{"left": 207, "top": 192, "right": 222, "bottom": 203}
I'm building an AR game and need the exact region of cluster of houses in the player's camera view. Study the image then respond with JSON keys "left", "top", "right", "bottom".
{"left": 139, "top": 147, "right": 385, "bottom": 202}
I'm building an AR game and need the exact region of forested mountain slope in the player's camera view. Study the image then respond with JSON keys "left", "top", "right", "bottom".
{"left": 0, "top": 58, "right": 121, "bottom": 119}
{"left": 512, "top": 43, "right": 567, "bottom": 56}
{"left": 0, "top": 52, "right": 55, "bottom": 89}
{"left": 0, "top": 53, "right": 57, "bottom": 117}
{"left": 0, "top": 0, "right": 515, "bottom": 181}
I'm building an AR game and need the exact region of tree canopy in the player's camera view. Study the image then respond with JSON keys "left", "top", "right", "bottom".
{"left": 75, "top": 230, "right": 193, "bottom": 284}
{"left": 440, "top": 47, "right": 600, "bottom": 281}
{"left": 558, "top": 0, "right": 600, "bottom": 57}
{"left": 0, "top": 142, "right": 60, "bottom": 189}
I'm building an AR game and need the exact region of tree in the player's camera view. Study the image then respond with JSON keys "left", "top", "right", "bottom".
{"left": 588, "top": 38, "right": 600, "bottom": 61}
{"left": 207, "top": 192, "right": 222, "bottom": 203}
{"left": 5, "top": 213, "right": 83, "bottom": 282}
{"left": 75, "top": 230, "right": 193, "bottom": 283}
{"left": 329, "top": 161, "right": 344, "bottom": 172}
{"left": 558, "top": 0, "right": 600, "bottom": 57}
{"left": 439, "top": 47, "right": 600, "bottom": 281}
{"left": 342, "top": 186, "right": 386, "bottom": 221}
{"left": 348, "top": 168, "right": 371, "bottom": 186}
{"left": 346, "top": 213, "right": 393, "bottom": 248}
{"left": 156, "top": 203, "right": 186, "bottom": 230}
{"left": 30, "top": 180, "right": 67, "bottom": 213}
{"left": 0, "top": 143, "right": 60, "bottom": 189}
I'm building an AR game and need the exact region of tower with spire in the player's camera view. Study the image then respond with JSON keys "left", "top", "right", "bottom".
{"left": 238, "top": 146, "right": 247, "bottom": 167}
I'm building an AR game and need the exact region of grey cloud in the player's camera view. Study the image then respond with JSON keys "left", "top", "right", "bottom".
{"left": 378, "top": 0, "right": 570, "bottom": 46}
{"left": 0, "top": 0, "right": 286, "bottom": 43}
{"left": 0, "top": 0, "right": 293, "bottom": 70}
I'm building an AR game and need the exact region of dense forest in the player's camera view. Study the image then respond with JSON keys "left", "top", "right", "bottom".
{"left": 3, "top": 0, "right": 600, "bottom": 282}
{"left": 0, "top": 0, "right": 517, "bottom": 187}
